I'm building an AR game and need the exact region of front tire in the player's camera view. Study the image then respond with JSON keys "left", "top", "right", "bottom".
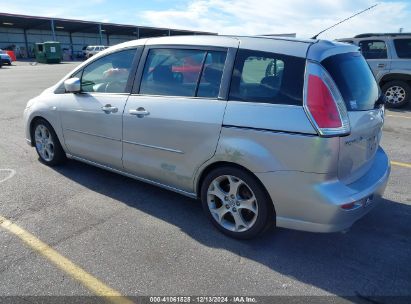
{"left": 201, "top": 166, "right": 274, "bottom": 239}
{"left": 32, "top": 119, "right": 66, "bottom": 166}
{"left": 382, "top": 80, "right": 410, "bottom": 108}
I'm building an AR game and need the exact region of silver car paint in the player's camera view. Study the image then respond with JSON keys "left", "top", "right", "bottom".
{"left": 24, "top": 35, "right": 391, "bottom": 233}
{"left": 123, "top": 95, "right": 227, "bottom": 192}
{"left": 256, "top": 146, "right": 390, "bottom": 232}
{"left": 58, "top": 92, "right": 129, "bottom": 169}
{"left": 205, "top": 126, "right": 340, "bottom": 174}
{"left": 222, "top": 102, "right": 317, "bottom": 135}
{"left": 338, "top": 110, "right": 384, "bottom": 184}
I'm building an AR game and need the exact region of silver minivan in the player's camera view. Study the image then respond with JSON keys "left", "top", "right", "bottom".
{"left": 23, "top": 35, "right": 390, "bottom": 239}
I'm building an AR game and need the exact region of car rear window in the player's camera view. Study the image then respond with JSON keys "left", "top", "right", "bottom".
{"left": 321, "top": 52, "right": 379, "bottom": 111}
{"left": 229, "top": 49, "right": 305, "bottom": 105}
{"left": 394, "top": 39, "right": 411, "bottom": 58}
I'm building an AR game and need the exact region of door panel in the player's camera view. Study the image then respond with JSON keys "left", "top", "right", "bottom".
{"left": 122, "top": 47, "right": 229, "bottom": 192}
{"left": 59, "top": 93, "right": 128, "bottom": 169}
{"left": 59, "top": 48, "right": 138, "bottom": 169}
{"left": 123, "top": 96, "right": 226, "bottom": 192}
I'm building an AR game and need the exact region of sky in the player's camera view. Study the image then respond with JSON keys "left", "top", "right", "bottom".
{"left": 3, "top": 0, "right": 411, "bottom": 39}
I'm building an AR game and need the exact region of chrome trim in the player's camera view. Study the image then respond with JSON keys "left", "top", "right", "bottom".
{"left": 122, "top": 140, "right": 184, "bottom": 154}
{"left": 222, "top": 125, "right": 317, "bottom": 137}
{"left": 66, "top": 154, "right": 197, "bottom": 198}
{"left": 302, "top": 60, "right": 351, "bottom": 137}
{"left": 65, "top": 128, "right": 120, "bottom": 142}
{"left": 128, "top": 93, "right": 222, "bottom": 100}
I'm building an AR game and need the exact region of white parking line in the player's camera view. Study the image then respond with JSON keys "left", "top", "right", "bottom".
{"left": 0, "top": 169, "right": 16, "bottom": 184}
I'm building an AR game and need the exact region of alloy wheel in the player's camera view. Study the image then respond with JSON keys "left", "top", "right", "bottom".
{"left": 207, "top": 175, "right": 258, "bottom": 232}
{"left": 385, "top": 85, "right": 406, "bottom": 105}
{"left": 34, "top": 124, "right": 55, "bottom": 162}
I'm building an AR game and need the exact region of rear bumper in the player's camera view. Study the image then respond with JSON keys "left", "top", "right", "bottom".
{"left": 256, "top": 147, "right": 390, "bottom": 233}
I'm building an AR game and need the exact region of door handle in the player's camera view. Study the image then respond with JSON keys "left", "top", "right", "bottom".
{"left": 101, "top": 104, "right": 118, "bottom": 114}
{"left": 129, "top": 107, "right": 150, "bottom": 118}
{"left": 377, "top": 63, "right": 385, "bottom": 68}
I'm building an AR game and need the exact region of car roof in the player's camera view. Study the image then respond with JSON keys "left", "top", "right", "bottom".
{"left": 339, "top": 33, "right": 411, "bottom": 40}
{"left": 85, "top": 35, "right": 358, "bottom": 66}
{"left": 108, "top": 35, "right": 317, "bottom": 58}
{"left": 354, "top": 33, "right": 411, "bottom": 38}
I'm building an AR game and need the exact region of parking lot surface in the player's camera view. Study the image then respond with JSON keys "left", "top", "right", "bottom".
{"left": 0, "top": 62, "right": 410, "bottom": 303}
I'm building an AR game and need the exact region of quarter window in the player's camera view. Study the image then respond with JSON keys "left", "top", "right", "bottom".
{"left": 139, "top": 48, "right": 226, "bottom": 98}
{"left": 359, "top": 40, "right": 388, "bottom": 59}
{"left": 229, "top": 49, "right": 305, "bottom": 105}
{"left": 81, "top": 49, "right": 136, "bottom": 93}
{"left": 394, "top": 39, "right": 411, "bottom": 58}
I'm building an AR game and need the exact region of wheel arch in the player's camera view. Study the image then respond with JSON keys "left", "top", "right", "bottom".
{"left": 29, "top": 116, "right": 64, "bottom": 149}
{"left": 195, "top": 161, "right": 276, "bottom": 215}
{"left": 379, "top": 73, "right": 411, "bottom": 87}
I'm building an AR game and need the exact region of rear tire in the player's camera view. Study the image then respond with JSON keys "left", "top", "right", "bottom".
{"left": 382, "top": 80, "right": 410, "bottom": 108}
{"left": 32, "top": 119, "right": 67, "bottom": 166}
{"left": 201, "top": 166, "right": 275, "bottom": 239}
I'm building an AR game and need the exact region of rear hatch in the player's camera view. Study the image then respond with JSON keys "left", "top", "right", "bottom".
{"left": 321, "top": 52, "right": 384, "bottom": 183}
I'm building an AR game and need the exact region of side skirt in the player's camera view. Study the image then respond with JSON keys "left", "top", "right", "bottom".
{"left": 66, "top": 154, "right": 198, "bottom": 199}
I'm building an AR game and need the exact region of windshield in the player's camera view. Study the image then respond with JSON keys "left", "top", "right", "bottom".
{"left": 394, "top": 39, "right": 411, "bottom": 58}
{"left": 321, "top": 52, "right": 379, "bottom": 111}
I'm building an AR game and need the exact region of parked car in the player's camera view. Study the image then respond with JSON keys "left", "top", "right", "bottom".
{"left": 337, "top": 33, "right": 411, "bottom": 108}
{"left": 0, "top": 49, "right": 12, "bottom": 65}
{"left": 83, "top": 45, "right": 107, "bottom": 59}
{"left": 23, "top": 36, "right": 390, "bottom": 239}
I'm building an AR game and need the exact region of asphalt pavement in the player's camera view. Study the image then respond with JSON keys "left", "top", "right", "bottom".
{"left": 0, "top": 61, "right": 410, "bottom": 303}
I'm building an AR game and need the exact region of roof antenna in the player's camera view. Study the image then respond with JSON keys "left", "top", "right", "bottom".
{"left": 311, "top": 3, "right": 378, "bottom": 39}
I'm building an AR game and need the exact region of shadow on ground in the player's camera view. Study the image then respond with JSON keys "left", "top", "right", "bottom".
{"left": 54, "top": 160, "right": 411, "bottom": 303}
{"left": 387, "top": 100, "right": 411, "bottom": 113}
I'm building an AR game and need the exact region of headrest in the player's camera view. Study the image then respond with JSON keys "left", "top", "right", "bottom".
{"left": 203, "top": 64, "right": 224, "bottom": 85}
{"left": 153, "top": 65, "right": 174, "bottom": 83}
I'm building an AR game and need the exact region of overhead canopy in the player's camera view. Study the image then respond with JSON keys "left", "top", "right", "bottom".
{"left": 0, "top": 12, "right": 216, "bottom": 37}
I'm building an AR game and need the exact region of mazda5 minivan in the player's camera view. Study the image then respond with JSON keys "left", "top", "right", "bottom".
{"left": 23, "top": 36, "right": 390, "bottom": 239}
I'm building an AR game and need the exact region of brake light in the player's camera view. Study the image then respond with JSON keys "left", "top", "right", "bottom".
{"left": 341, "top": 202, "right": 356, "bottom": 210}
{"left": 304, "top": 61, "right": 350, "bottom": 136}
{"left": 307, "top": 75, "right": 342, "bottom": 128}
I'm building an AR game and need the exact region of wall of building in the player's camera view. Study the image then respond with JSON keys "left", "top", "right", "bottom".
{"left": 0, "top": 26, "right": 138, "bottom": 58}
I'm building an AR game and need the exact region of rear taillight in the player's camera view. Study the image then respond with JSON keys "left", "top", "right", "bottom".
{"left": 304, "top": 61, "right": 350, "bottom": 137}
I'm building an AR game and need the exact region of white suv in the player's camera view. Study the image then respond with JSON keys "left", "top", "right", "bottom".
{"left": 84, "top": 45, "right": 107, "bottom": 59}
{"left": 338, "top": 33, "right": 411, "bottom": 108}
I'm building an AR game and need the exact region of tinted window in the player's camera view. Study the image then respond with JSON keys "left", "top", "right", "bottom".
{"left": 359, "top": 40, "right": 387, "bottom": 59}
{"left": 140, "top": 48, "right": 226, "bottom": 98}
{"left": 322, "top": 52, "right": 379, "bottom": 111}
{"left": 197, "top": 51, "right": 227, "bottom": 98}
{"left": 81, "top": 49, "right": 136, "bottom": 93}
{"left": 394, "top": 39, "right": 411, "bottom": 58}
{"left": 229, "top": 49, "right": 305, "bottom": 105}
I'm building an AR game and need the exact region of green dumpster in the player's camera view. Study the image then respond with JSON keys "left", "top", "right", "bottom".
{"left": 34, "top": 41, "right": 62, "bottom": 63}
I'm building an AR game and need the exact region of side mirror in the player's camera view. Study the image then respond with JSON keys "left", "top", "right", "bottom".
{"left": 64, "top": 77, "right": 81, "bottom": 93}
